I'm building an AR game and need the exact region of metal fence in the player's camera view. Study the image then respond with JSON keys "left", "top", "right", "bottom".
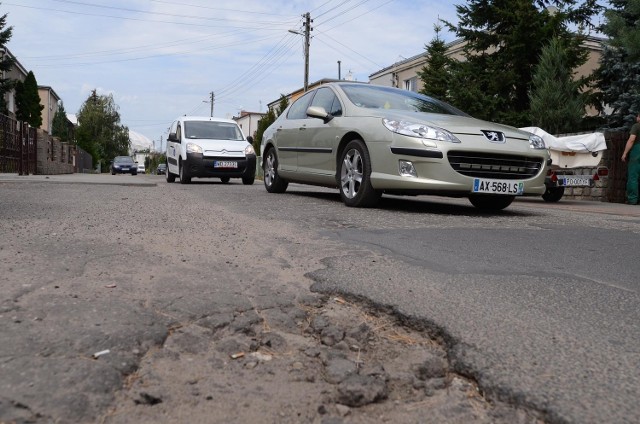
{"left": 0, "top": 114, "right": 36, "bottom": 175}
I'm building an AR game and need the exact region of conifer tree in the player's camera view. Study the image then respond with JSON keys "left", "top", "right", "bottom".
{"left": 417, "top": 25, "right": 454, "bottom": 101}
{"left": 529, "top": 37, "right": 585, "bottom": 134}
{"left": 0, "top": 8, "right": 13, "bottom": 115}
{"left": 15, "top": 71, "right": 43, "bottom": 127}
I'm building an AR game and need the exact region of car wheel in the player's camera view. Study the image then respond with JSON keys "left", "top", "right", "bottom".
{"left": 132, "top": 171, "right": 137, "bottom": 175}
{"left": 542, "top": 186, "right": 564, "bottom": 202}
{"left": 179, "top": 159, "right": 191, "bottom": 184}
{"left": 468, "top": 194, "right": 515, "bottom": 211}
{"left": 220, "top": 177, "right": 230, "bottom": 184}
{"left": 111, "top": 171, "right": 115, "bottom": 175}
{"left": 242, "top": 175, "right": 255, "bottom": 185}
{"left": 339, "top": 140, "right": 381, "bottom": 207}
{"left": 263, "top": 147, "right": 288, "bottom": 193}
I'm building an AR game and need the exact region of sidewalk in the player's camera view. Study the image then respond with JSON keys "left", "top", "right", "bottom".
{"left": 0, "top": 172, "right": 157, "bottom": 187}
{"left": 514, "top": 196, "right": 640, "bottom": 218}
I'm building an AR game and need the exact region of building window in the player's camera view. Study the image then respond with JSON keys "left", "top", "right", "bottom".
{"left": 404, "top": 77, "right": 418, "bottom": 92}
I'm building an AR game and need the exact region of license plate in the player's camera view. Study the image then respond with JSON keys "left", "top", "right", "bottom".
{"left": 473, "top": 178, "right": 524, "bottom": 195}
{"left": 559, "top": 176, "right": 591, "bottom": 187}
{"left": 214, "top": 161, "right": 238, "bottom": 168}
{"left": 121, "top": 167, "right": 129, "bottom": 171}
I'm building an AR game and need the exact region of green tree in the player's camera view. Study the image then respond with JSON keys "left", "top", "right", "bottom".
{"left": 75, "top": 90, "right": 130, "bottom": 171}
{"left": 444, "top": 0, "right": 599, "bottom": 126}
{"left": 417, "top": 24, "right": 455, "bottom": 101}
{"left": 0, "top": 8, "right": 13, "bottom": 115}
{"left": 15, "top": 71, "right": 43, "bottom": 127}
{"left": 51, "top": 101, "right": 71, "bottom": 142}
{"left": 255, "top": 94, "right": 289, "bottom": 152}
{"left": 529, "top": 37, "right": 585, "bottom": 134}
{"left": 596, "top": 0, "right": 640, "bottom": 129}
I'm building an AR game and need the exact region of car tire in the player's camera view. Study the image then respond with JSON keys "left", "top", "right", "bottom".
{"left": 220, "top": 177, "right": 230, "bottom": 184}
{"left": 468, "top": 194, "right": 515, "bottom": 211}
{"left": 542, "top": 186, "right": 564, "bottom": 202}
{"left": 242, "top": 175, "right": 255, "bottom": 185}
{"left": 263, "top": 147, "right": 288, "bottom": 193}
{"left": 111, "top": 171, "right": 115, "bottom": 175}
{"left": 339, "top": 139, "right": 381, "bottom": 207}
{"left": 179, "top": 159, "right": 191, "bottom": 184}
{"left": 132, "top": 171, "right": 137, "bottom": 176}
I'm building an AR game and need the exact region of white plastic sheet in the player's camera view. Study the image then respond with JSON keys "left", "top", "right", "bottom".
{"left": 520, "top": 126, "right": 607, "bottom": 153}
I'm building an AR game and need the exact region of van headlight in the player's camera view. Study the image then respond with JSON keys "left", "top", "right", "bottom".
{"left": 244, "top": 145, "right": 255, "bottom": 155}
{"left": 529, "top": 134, "right": 545, "bottom": 149}
{"left": 186, "top": 143, "right": 202, "bottom": 154}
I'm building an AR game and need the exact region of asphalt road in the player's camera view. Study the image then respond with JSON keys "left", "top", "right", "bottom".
{"left": 1, "top": 173, "right": 639, "bottom": 423}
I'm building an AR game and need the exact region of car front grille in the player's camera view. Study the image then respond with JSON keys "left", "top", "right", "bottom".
{"left": 447, "top": 151, "right": 544, "bottom": 180}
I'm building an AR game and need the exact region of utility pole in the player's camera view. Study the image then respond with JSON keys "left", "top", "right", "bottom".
{"left": 303, "top": 12, "right": 312, "bottom": 92}
{"left": 338, "top": 60, "right": 341, "bottom": 80}
{"left": 209, "top": 91, "right": 215, "bottom": 117}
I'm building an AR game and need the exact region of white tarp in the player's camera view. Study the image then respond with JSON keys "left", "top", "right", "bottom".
{"left": 519, "top": 126, "right": 607, "bottom": 153}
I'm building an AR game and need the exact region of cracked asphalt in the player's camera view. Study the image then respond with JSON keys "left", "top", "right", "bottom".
{"left": 1, "top": 173, "right": 639, "bottom": 423}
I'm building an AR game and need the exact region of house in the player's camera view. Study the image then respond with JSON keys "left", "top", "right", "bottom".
{"left": 0, "top": 47, "right": 29, "bottom": 119}
{"left": 369, "top": 35, "right": 605, "bottom": 94}
{"left": 38, "top": 86, "right": 61, "bottom": 135}
{"left": 233, "top": 110, "right": 265, "bottom": 140}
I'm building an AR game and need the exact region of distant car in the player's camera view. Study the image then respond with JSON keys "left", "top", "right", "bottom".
{"left": 156, "top": 163, "right": 167, "bottom": 175}
{"left": 137, "top": 164, "right": 146, "bottom": 174}
{"left": 111, "top": 156, "right": 137, "bottom": 175}
{"left": 261, "top": 82, "right": 550, "bottom": 211}
{"left": 165, "top": 116, "right": 256, "bottom": 185}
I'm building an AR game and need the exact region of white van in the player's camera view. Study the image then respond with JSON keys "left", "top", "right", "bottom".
{"left": 165, "top": 116, "right": 256, "bottom": 185}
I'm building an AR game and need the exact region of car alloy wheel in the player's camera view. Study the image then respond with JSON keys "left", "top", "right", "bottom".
{"left": 263, "top": 148, "right": 288, "bottom": 193}
{"left": 339, "top": 140, "right": 381, "bottom": 207}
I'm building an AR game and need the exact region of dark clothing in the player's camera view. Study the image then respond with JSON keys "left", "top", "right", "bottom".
{"left": 627, "top": 123, "right": 640, "bottom": 204}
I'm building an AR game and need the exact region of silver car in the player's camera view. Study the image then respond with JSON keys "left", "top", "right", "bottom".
{"left": 261, "top": 83, "right": 549, "bottom": 211}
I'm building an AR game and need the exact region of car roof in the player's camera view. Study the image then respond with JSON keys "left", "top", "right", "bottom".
{"left": 179, "top": 116, "right": 237, "bottom": 125}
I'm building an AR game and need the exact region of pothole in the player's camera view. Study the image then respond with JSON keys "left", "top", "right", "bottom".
{"left": 101, "top": 293, "right": 543, "bottom": 424}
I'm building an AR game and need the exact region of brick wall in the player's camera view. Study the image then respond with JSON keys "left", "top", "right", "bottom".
{"left": 36, "top": 129, "right": 74, "bottom": 175}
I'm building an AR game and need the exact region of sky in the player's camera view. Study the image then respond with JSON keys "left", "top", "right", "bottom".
{"left": 2, "top": 0, "right": 460, "bottom": 151}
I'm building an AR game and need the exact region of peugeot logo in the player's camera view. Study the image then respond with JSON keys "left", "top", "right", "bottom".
{"left": 481, "top": 130, "right": 505, "bottom": 143}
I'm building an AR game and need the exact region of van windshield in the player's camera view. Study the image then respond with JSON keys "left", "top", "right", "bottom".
{"left": 184, "top": 121, "right": 244, "bottom": 140}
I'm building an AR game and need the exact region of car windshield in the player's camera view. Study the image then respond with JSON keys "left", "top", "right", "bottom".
{"left": 184, "top": 121, "right": 244, "bottom": 140}
{"left": 114, "top": 156, "right": 134, "bottom": 164}
{"left": 340, "top": 84, "right": 470, "bottom": 117}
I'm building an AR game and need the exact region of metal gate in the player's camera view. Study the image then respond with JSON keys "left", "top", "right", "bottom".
{"left": 0, "top": 114, "right": 36, "bottom": 175}
{"left": 604, "top": 131, "right": 630, "bottom": 204}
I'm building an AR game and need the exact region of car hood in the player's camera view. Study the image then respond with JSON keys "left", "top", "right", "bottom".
{"left": 186, "top": 138, "right": 250, "bottom": 153}
{"left": 359, "top": 109, "right": 531, "bottom": 140}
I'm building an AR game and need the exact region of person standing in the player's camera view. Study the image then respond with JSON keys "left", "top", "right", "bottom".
{"left": 621, "top": 112, "right": 640, "bottom": 205}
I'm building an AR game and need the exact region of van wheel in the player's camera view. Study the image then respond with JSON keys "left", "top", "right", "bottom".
{"left": 166, "top": 165, "right": 176, "bottom": 183}
{"left": 179, "top": 159, "right": 191, "bottom": 184}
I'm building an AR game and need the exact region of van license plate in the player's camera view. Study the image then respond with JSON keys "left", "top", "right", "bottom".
{"left": 214, "top": 161, "right": 238, "bottom": 168}
{"left": 473, "top": 178, "right": 524, "bottom": 195}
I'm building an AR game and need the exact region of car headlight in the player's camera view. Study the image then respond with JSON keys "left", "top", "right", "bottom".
{"left": 244, "top": 145, "right": 255, "bottom": 155}
{"left": 383, "top": 118, "right": 461, "bottom": 144}
{"left": 186, "top": 142, "right": 202, "bottom": 154}
{"left": 529, "top": 134, "right": 545, "bottom": 149}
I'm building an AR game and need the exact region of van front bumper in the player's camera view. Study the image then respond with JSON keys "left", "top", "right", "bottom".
{"left": 185, "top": 153, "right": 256, "bottom": 178}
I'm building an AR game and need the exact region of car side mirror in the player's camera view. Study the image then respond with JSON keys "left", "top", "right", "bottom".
{"left": 247, "top": 136, "right": 254, "bottom": 143}
{"left": 168, "top": 132, "right": 178, "bottom": 142}
{"left": 307, "top": 106, "right": 333, "bottom": 124}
